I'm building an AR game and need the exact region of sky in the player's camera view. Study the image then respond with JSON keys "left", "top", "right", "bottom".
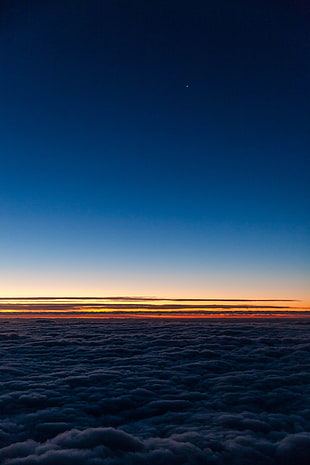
{"left": 0, "top": 0, "right": 309, "bottom": 309}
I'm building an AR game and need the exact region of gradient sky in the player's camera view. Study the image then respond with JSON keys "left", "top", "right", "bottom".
{"left": 0, "top": 0, "right": 309, "bottom": 303}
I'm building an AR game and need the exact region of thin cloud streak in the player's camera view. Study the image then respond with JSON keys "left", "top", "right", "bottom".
{"left": 0, "top": 297, "right": 299, "bottom": 301}
{"left": 0, "top": 304, "right": 303, "bottom": 312}
{"left": 0, "top": 297, "right": 307, "bottom": 318}
{"left": 2, "top": 311, "right": 309, "bottom": 317}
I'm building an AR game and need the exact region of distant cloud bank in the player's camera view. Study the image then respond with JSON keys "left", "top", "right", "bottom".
{"left": 0, "top": 297, "right": 308, "bottom": 317}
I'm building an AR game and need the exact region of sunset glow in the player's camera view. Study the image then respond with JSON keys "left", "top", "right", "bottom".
{"left": 0, "top": 296, "right": 309, "bottom": 318}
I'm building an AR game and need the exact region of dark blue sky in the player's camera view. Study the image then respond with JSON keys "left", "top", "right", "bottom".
{"left": 0, "top": 0, "right": 309, "bottom": 298}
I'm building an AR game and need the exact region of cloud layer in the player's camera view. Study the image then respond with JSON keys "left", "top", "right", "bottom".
{"left": 0, "top": 297, "right": 308, "bottom": 317}
{"left": 1, "top": 318, "right": 309, "bottom": 464}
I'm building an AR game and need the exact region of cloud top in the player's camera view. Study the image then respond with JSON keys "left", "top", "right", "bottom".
{"left": 0, "top": 318, "right": 309, "bottom": 464}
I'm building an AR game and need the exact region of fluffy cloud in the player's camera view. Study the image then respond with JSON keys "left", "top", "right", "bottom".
{"left": 0, "top": 318, "right": 309, "bottom": 464}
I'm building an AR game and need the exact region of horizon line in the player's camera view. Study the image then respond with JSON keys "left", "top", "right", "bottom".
{"left": 0, "top": 297, "right": 300, "bottom": 302}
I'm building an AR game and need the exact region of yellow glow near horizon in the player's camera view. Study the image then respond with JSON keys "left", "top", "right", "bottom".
{"left": 0, "top": 295, "right": 309, "bottom": 319}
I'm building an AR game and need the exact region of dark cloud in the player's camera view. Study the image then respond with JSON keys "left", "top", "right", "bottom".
{"left": 0, "top": 297, "right": 305, "bottom": 317}
{"left": 0, "top": 297, "right": 298, "bottom": 301}
{"left": 0, "top": 304, "right": 300, "bottom": 311}
{"left": 0, "top": 319, "right": 309, "bottom": 464}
